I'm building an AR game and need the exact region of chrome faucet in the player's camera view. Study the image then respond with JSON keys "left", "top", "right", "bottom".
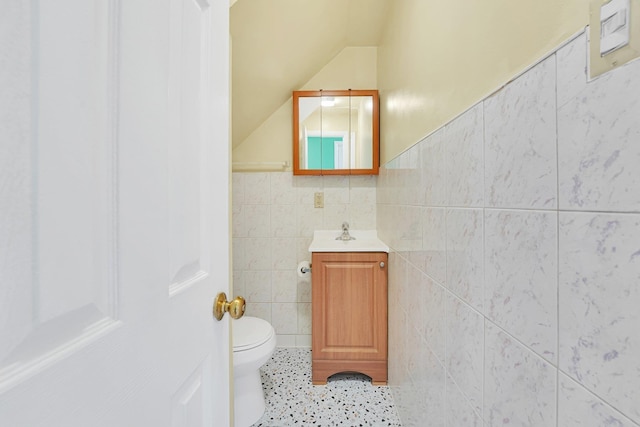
{"left": 336, "top": 221, "right": 355, "bottom": 241}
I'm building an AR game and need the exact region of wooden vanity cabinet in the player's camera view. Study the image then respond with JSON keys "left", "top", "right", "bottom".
{"left": 311, "top": 251, "right": 388, "bottom": 385}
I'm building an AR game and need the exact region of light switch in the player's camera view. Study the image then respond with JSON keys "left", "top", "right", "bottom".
{"left": 600, "top": 0, "right": 630, "bottom": 55}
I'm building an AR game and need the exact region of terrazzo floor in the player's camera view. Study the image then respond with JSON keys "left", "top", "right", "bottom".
{"left": 250, "top": 347, "right": 402, "bottom": 427}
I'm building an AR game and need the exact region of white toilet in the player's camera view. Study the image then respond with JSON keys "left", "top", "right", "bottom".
{"left": 233, "top": 316, "right": 276, "bottom": 427}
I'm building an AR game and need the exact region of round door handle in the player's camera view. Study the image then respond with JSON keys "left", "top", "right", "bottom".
{"left": 380, "top": 261, "right": 385, "bottom": 268}
{"left": 213, "top": 292, "right": 246, "bottom": 321}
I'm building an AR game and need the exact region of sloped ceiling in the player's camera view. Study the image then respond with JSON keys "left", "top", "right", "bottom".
{"left": 230, "top": 0, "right": 391, "bottom": 148}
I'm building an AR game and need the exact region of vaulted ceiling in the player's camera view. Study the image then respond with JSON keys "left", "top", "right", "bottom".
{"left": 230, "top": 0, "right": 391, "bottom": 149}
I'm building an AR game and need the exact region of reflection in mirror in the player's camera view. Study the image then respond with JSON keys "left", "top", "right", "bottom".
{"left": 293, "top": 90, "right": 379, "bottom": 175}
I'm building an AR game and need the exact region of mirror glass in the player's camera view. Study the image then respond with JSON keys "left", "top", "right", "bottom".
{"left": 293, "top": 90, "right": 379, "bottom": 175}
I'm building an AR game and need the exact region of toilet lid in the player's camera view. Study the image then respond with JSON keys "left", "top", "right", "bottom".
{"left": 233, "top": 316, "right": 274, "bottom": 351}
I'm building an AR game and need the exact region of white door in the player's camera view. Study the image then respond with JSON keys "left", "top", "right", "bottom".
{"left": 0, "top": 1, "right": 232, "bottom": 426}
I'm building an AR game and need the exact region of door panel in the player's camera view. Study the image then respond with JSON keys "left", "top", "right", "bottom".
{"left": 0, "top": 0, "right": 231, "bottom": 425}
{"left": 0, "top": 0, "right": 118, "bottom": 394}
{"left": 168, "top": 0, "right": 209, "bottom": 293}
{"left": 171, "top": 358, "right": 211, "bottom": 427}
{"left": 167, "top": 0, "right": 231, "bottom": 424}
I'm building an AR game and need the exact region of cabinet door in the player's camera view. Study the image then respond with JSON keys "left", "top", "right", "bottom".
{"left": 312, "top": 252, "right": 388, "bottom": 361}
{"left": 293, "top": 90, "right": 380, "bottom": 175}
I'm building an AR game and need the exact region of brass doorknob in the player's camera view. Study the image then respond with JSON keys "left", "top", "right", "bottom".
{"left": 213, "top": 293, "right": 246, "bottom": 321}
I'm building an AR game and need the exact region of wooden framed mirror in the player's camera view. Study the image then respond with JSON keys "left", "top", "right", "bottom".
{"left": 293, "top": 89, "right": 379, "bottom": 175}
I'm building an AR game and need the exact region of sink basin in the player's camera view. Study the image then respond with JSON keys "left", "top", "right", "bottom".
{"left": 308, "top": 230, "right": 389, "bottom": 253}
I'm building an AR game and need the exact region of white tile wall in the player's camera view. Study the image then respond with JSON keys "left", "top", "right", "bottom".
{"left": 445, "top": 294, "right": 483, "bottom": 415}
{"left": 445, "top": 208, "right": 484, "bottom": 312}
{"left": 558, "top": 373, "right": 638, "bottom": 426}
{"left": 378, "top": 30, "right": 640, "bottom": 426}
{"left": 484, "top": 209, "right": 558, "bottom": 363}
{"left": 484, "top": 323, "right": 557, "bottom": 426}
{"left": 232, "top": 28, "right": 640, "bottom": 426}
{"left": 484, "top": 55, "right": 558, "bottom": 210}
{"left": 558, "top": 212, "right": 640, "bottom": 421}
{"left": 232, "top": 173, "right": 377, "bottom": 346}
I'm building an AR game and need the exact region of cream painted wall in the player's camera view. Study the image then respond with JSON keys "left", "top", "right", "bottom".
{"left": 378, "top": 0, "right": 588, "bottom": 164}
{"left": 233, "top": 0, "right": 590, "bottom": 167}
{"left": 232, "top": 47, "right": 377, "bottom": 170}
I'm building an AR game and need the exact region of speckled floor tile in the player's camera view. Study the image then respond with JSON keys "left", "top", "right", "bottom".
{"left": 250, "top": 348, "right": 402, "bottom": 427}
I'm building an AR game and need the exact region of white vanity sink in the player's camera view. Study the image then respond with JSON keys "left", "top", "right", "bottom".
{"left": 308, "top": 230, "right": 389, "bottom": 253}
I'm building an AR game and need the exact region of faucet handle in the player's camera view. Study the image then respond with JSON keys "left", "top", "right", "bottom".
{"left": 342, "top": 221, "right": 349, "bottom": 230}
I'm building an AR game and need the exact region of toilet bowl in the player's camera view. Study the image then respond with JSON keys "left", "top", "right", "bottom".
{"left": 233, "top": 316, "right": 276, "bottom": 427}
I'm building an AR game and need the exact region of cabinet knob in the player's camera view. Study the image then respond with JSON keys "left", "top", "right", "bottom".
{"left": 380, "top": 261, "right": 385, "bottom": 268}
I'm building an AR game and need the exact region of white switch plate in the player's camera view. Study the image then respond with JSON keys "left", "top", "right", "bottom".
{"left": 600, "top": 0, "right": 631, "bottom": 55}
{"left": 314, "top": 192, "right": 324, "bottom": 208}
{"left": 589, "top": 0, "right": 640, "bottom": 78}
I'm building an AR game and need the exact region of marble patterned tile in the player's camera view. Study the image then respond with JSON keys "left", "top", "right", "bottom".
{"left": 418, "top": 346, "right": 446, "bottom": 427}
{"left": 401, "top": 144, "right": 424, "bottom": 207}
{"left": 231, "top": 203, "right": 245, "bottom": 237}
{"left": 270, "top": 270, "right": 296, "bottom": 303}
{"left": 420, "top": 128, "right": 447, "bottom": 207}
{"left": 232, "top": 269, "right": 245, "bottom": 300}
{"left": 269, "top": 172, "right": 296, "bottom": 205}
{"left": 252, "top": 348, "right": 402, "bottom": 426}
{"left": 269, "top": 204, "right": 296, "bottom": 237}
{"left": 322, "top": 203, "right": 348, "bottom": 230}
{"left": 245, "top": 302, "right": 271, "bottom": 323}
{"left": 389, "top": 252, "right": 407, "bottom": 318}
{"left": 244, "top": 237, "right": 273, "bottom": 271}
{"left": 446, "top": 208, "right": 484, "bottom": 312}
{"left": 484, "top": 55, "right": 557, "bottom": 209}
{"left": 242, "top": 204, "right": 270, "bottom": 237}
{"left": 558, "top": 373, "right": 639, "bottom": 427}
{"left": 484, "top": 323, "right": 557, "bottom": 426}
{"left": 243, "top": 270, "right": 272, "bottom": 303}
{"left": 419, "top": 207, "right": 446, "bottom": 284}
{"left": 244, "top": 173, "right": 271, "bottom": 205}
{"left": 390, "top": 385, "right": 418, "bottom": 426}
{"left": 270, "top": 237, "right": 296, "bottom": 271}
{"left": 392, "top": 205, "right": 422, "bottom": 254}
{"left": 295, "top": 237, "right": 313, "bottom": 268}
{"left": 422, "top": 273, "right": 445, "bottom": 364}
{"left": 445, "top": 294, "right": 483, "bottom": 415}
{"left": 348, "top": 200, "right": 377, "bottom": 230}
{"left": 389, "top": 308, "right": 410, "bottom": 393}
{"left": 231, "top": 173, "right": 245, "bottom": 207}
{"left": 484, "top": 209, "right": 558, "bottom": 363}
{"left": 406, "top": 263, "right": 425, "bottom": 338}
{"left": 445, "top": 374, "right": 482, "bottom": 427}
{"left": 405, "top": 314, "right": 423, "bottom": 381}
{"left": 445, "top": 103, "right": 484, "bottom": 207}
{"left": 556, "top": 31, "right": 588, "bottom": 108}
{"left": 559, "top": 212, "right": 640, "bottom": 422}
{"left": 385, "top": 158, "right": 405, "bottom": 207}
{"left": 232, "top": 237, "right": 247, "bottom": 270}
{"left": 322, "top": 175, "right": 350, "bottom": 204}
{"left": 403, "top": 337, "right": 444, "bottom": 427}
{"left": 296, "top": 278, "right": 311, "bottom": 303}
{"left": 270, "top": 303, "right": 298, "bottom": 335}
{"left": 293, "top": 175, "right": 323, "bottom": 205}
{"left": 375, "top": 204, "right": 395, "bottom": 248}
{"left": 349, "top": 175, "right": 377, "bottom": 204}
{"left": 383, "top": 153, "right": 403, "bottom": 206}
{"left": 558, "top": 50, "right": 640, "bottom": 212}
{"left": 295, "top": 204, "right": 323, "bottom": 237}
{"left": 296, "top": 303, "right": 311, "bottom": 335}
{"left": 375, "top": 164, "right": 391, "bottom": 205}
{"left": 387, "top": 306, "right": 404, "bottom": 390}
